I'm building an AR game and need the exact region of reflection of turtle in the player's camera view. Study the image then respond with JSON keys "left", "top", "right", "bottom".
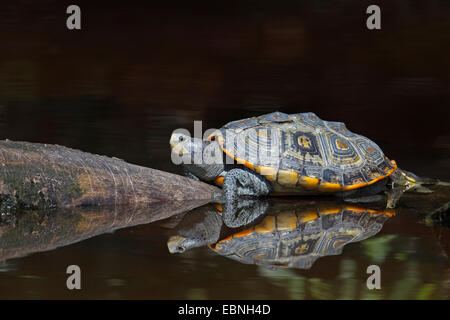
{"left": 209, "top": 205, "right": 394, "bottom": 270}
{"left": 170, "top": 111, "right": 434, "bottom": 208}
{"left": 167, "top": 199, "right": 394, "bottom": 270}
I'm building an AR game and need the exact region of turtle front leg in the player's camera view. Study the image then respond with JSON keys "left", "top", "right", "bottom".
{"left": 221, "top": 198, "right": 270, "bottom": 228}
{"left": 222, "top": 168, "right": 272, "bottom": 202}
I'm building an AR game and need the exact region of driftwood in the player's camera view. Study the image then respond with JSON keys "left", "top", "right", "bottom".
{"left": 0, "top": 139, "right": 222, "bottom": 210}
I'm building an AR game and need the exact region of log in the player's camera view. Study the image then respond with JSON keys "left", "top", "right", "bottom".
{"left": 0, "top": 181, "right": 448, "bottom": 262}
{"left": 0, "top": 139, "right": 222, "bottom": 210}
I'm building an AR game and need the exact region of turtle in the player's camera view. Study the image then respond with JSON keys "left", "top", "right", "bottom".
{"left": 170, "top": 111, "right": 434, "bottom": 208}
{"left": 167, "top": 199, "right": 394, "bottom": 269}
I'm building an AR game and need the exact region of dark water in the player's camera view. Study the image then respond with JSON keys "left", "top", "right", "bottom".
{"left": 0, "top": 1, "right": 449, "bottom": 299}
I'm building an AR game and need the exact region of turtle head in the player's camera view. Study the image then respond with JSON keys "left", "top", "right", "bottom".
{"left": 170, "top": 132, "right": 225, "bottom": 182}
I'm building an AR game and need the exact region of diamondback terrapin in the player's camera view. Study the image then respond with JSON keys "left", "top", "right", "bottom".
{"left": 209, "top": 205, "right": 394, "bottom": 269}
{"left": 170, "top": 111, "right": 433, "bottom": 208}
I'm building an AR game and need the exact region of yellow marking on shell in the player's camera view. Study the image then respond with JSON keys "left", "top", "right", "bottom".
{"left": 297, "top": 211, "right": 319, "bottom": 223}
{"left": 255, "top": 216, "right": 276, "bottom": 233}
{"left": 352, "top": 178, "right": 365, "bottom": 185}
{"left": 214, "top": 176, "right": 224, "bottom": 187}
{"left": 317, "top": 182, "right": 342, "bottom": 192}
{"left": 277, "top": 170, "right": 298, "bottom": 186}
{"left": 295, "top": 243, "right": 309, "bottom": 254}
{"left": 170, "top": 144, "right": 184, "bottom": 156}
{"left": 256, "top": 166, "right": 277, "bottom": 182}
{"left": 257, "top": 130, "right": 269, "bottom": 138}
{"left": 276, "top": 212, "right": 298, "bottom": 231}
{"left": 212, "top": 203, "right": 223, "bottom": 212}
{"left": 383, "top": 209, "right": 396, "bottom": 217}
{"left": 217, "top": 134, "right": 225, "bottom": 145}
{"left": 218, "top": 236, "right": 232, "bottom": 243}
{"left": 342, "top": 205, "right": 396, "bottom": 217}
{"left": 233, "top": 228, "right": 253, "bottom": 238}
{"left": 318, "top": 208, "right": 341, "bottom": 215}
{"left": 298, "top": 176, "right": 319, "bottom": 190}
{"left": 342, "top": 181, "right": 368, "bottom": 191}
{"left": 342, "top": 158, "right": 398, "bottom": 191}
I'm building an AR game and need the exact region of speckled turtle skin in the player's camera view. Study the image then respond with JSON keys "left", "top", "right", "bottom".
{"left": 213, "top": 111, "right": 397, "bottom": 194}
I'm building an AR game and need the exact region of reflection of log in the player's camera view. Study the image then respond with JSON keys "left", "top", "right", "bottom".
{"left": 0, "top": 140, "right": 222, "bottom": 210}
{"left": 0, "top": 200, "right": 209, "bottom": 261}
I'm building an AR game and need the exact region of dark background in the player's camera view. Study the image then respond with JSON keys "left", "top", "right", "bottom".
{"left": 0, "top": 0, "right": 449, "bottom": 179}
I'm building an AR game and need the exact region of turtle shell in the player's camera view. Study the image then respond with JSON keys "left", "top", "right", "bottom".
{"left": 209, "top": 205, "right": 394, "bottom": 269}
{"left": 212, "top": 112, "right": 397, "bottom": 192}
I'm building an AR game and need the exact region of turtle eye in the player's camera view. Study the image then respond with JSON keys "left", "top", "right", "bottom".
{"left": 177, "top": 246, "right": 185, "bottom": 253}
{"left": 179, "top": 136, "right": 184, "bottom": 142}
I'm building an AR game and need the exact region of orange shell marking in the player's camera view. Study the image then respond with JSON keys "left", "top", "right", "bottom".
{"left": 298, "top": 176, "right": 320, "bottom": 190}
{"left": 212, "top": 203, "right": 223, "bottom": 212}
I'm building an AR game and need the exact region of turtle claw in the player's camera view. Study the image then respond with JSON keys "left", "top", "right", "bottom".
{"left": 222, "top": 198, "right": 269, "bottom": 228}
